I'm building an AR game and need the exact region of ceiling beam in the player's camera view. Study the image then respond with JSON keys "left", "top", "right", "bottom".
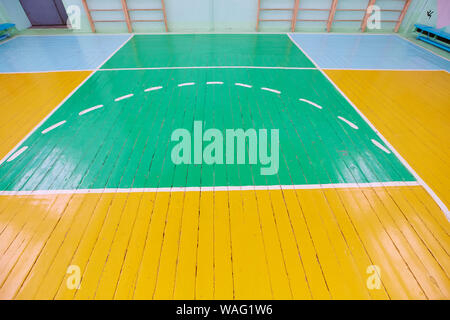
{"left": 161, "top": 0, "right": 168, "bottom": 32}
{"left": 256, "top": 0, "right": 261, "bottom": 31}
{"left": 120, "top": 0, "right": 132, "bottom": 33}
{"left": 361, "top": 0, "right": 376, "bottom": 32}
{"left": 394, "top": 0, "right": 411, "bottom": 32}
{"left": 81, "top": 0, "right": 95, "bottom": 32}
{"left": 327, "top": 0, "right": 338, "bottom": 32}
{"left": 291, "top": 0, "right": 300, "bottom": 32}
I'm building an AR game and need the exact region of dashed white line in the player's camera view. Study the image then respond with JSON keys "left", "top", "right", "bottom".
{"left": 41, "top": 120, "right": 66, "bottom": 134}
{"left": 261, "top": 87, "right": 281, "bottom": 94}
{"left": 79, "top": 104, "right": 104, "bottom": 116}
{"left": 7, "top": 146, "right": 28, "bottom": 162}
{"left": 178, "top": 82, "right": 195, "bottom": 87}
{"left": 235, "top": 83, "right": 252, "bottom": 88}
{"left": 144, "top": 86, "right": 163, "bottom": 92}
{"left": 298, "top": 98, "right": 323, "bottom": 109}
{"left": 338, "top": 116, "right": 359, "bottom": 129}
{"left": 206, "top": 81, "right": 223, "bottom": 85}
{"left": 371, "top": 139, "right": 391, "bottom": 154}
{"left": 114, "top": 93, "right": 134, "bottom": 101}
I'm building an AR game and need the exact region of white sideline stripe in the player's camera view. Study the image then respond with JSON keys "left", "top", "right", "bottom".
{"left": 299, "top": 98, "right": 323, "bottom": 109}
{"left": 396, "top": 35, "right": 450, "bottom": 62}
{"left": 144, "top": 86, "right": 163, "bottom": 92}
{"left": 115, "top": 93, "right": 134, "bottom": 101}
{"left": 338, "top": 116, "right": 359, "bottom": 129}
{"left": 79, "top": 104, "right": 104, "bottom": 116}
{"left": 0, "top": 69, "right": 95, "bottom": 75}
{"left": 6, "top": 146, "right": 28, "bottom": 162}
{"left": 371, "top": 139, "right": 391, "bottom": 154}
{"left": 178, "top": 82, "right": 195, "bottom": 87}
{"left": 41, "top": 120, "right": 66, "bottom": 134}
{"left": 99, "top": 66, "right": 317, "bottom": 71}
{"left": 286, "top": 33, "right": 450, "bottom": 219}
{"left": 323, "top": 68, "right": 445, "bottom": 72}
{"left": 235, "top": 83, "right": 252, "bottom": 88}
{"left": 0, "top": 34, "right": 133, "bottom": 169}
{"left": 261, "top": 87, "right": 281, "bottom": 94}
{"left": 0, "top": 181, "right": 421, "bottom": 195}
{"left": 206, "top": 81, "right": 223, "bottom": 85}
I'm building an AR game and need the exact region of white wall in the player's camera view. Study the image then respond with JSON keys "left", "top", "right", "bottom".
{"left": 1, "top": 0, "right": 440, "bottom": 35}
{"left": 61, "top": 0, "right": 427, "bottom": 33}
{"left": 0, "top": 0, "right": 31, "bottom": 30}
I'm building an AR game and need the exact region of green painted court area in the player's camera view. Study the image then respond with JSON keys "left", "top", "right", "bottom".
{"left": 0, "top": 34, "right": 415, "bottom": 191}
{"left": 101, "top": 34, "right": 316, "bottom": 68}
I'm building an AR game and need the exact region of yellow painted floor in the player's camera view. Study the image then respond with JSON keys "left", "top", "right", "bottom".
{"left": 0, "top": 187, "right": 448, "bottom": 300}
{"left": 325, "top": 70, "right": 450, "bottom": 210}
{"left": 0, "top": 72, "right": 91, "bottom": 160}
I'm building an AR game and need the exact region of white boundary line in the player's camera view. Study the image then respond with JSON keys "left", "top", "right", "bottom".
{"left": 0, "top": 34, "right": 134, "bottom": 167}
{"left": 0, "top": 69, "right": 94, "bottom": 74}
{"left": 322, "top": 68, "right": 446, "bottom": 72}
{"left": 2, "top": 67, "right": 442, "bottom": 74}
{"left": 0, "top": 35, "right": 19, "bottom": 46}
{"left": 396, "top": 34, "right": 450, "bottom": 62}
{"left": 0, "top": 181, "right": 420, "bottom": 196}
{"left": 10, "top": 33, "right": 133, "bottom": 38}
{"left": 11, "top": 32, "right": 396, "bottom": 37}
{"left": 287, "top": 33, "right": 450, "bottom": 219}
{"left": 133, "top": 32, "right": 395, "bottom": 35}
{"left": 100, "top": 66, "right": 316, "bottom": 71}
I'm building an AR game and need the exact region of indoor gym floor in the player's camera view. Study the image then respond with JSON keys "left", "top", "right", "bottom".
{"left": 0, "top": 33, "right": 449, "bottom": 300}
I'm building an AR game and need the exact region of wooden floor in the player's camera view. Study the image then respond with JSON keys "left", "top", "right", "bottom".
{"left": 0, "top": 186, "right": 448, "bottom": 300}
{"left": 0, "top": 34, "right": 448, "bottom": 300}
{"left": 0, "top": 72, "right": 91, "bottom": 160}
{"left": 326, "top": 70, "right": 450, "bottom": 210}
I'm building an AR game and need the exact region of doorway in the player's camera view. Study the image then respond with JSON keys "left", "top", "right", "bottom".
{"left": 19, "top": 0, "right": 68, "bottom": 27}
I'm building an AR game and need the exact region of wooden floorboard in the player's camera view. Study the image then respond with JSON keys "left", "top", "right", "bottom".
{"left": 0, "top": 187, "right": 447, "bottom": 300}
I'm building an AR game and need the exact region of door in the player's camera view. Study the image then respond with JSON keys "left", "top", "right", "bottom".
{"left": 20, "top": 0, "right": 68, "bottom": 26}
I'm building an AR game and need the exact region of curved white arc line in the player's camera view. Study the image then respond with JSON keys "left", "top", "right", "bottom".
{"left": 206, "top": 81, "right": 223, "bottom": 85}
{"left": 114, "top": 93, "right": 134, "bottom": 101}
{"left": 144, "top": 86, "right": 163, "bottom": 92}
{"left": 288, "top": 34, "right": 449, "bottom": 218}
{"left": 287, "top": 34, "right": 450, "bottom": 217}
{"left": 7, "top": 146, "right": 28, "bottom": 162}
{"left": 338, "top": 116, "right": 359, "bottom": 129}
{"left": 235, "top": 83, "right": 252, "bottom": 88}
{"left": 261, "top": 87, "right": 281, "bottom": 94}
{"left": 371, "top": 139, "right": 391, "bottom": 154}
{"left": 298, "top": 98, "right": 323, "bottom": 109}
{"left": 41, "top": 120, "right": 66, "bottom": 134}
{"left": 178, "top": 82, "right": 195, "bottom": 87}
{"left": 79, "top": 104, "right": 104, "bottom": 116}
